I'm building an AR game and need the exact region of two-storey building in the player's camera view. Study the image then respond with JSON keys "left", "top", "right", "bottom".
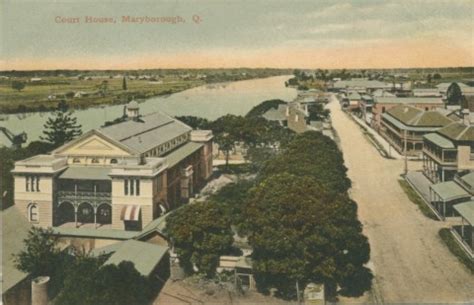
{"left": 12, "top": 102, "right": 213, "bottom": 233}
{"left": 423, "top": 112, "right": 474, "bottom": 183}
{"left": 380, "top": 105, "right": 452, "bottom": 157}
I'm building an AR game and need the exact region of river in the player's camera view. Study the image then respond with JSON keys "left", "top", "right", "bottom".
{"left": 0, "top": 75, "right": 296, "bottom": 143}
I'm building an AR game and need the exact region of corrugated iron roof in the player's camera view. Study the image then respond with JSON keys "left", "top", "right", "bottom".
{"left": 431, "top": 181, "right": 470, "bottom": 202}
{"left": 104, "top": 240, "right": 168, "bottom": 277}
{"left": 164, "top": 141, "right": 203, "bottom": 168}
{"left": 99, "top": 112, "right": 192, "bottom": 154}
{"left": 437, "top": 122, "right": 474, "bottom": 142}
{"left": 423, "top": 133, "right": 455, "bottom": 149}
{"left": 453, "top": 200, "right": 474, "bottom": 224}
{"left": 59, "top": 166, "right": 111, "bottom": 180}
{"left": 1, "top": 207, "right": 31, "bottom": 293}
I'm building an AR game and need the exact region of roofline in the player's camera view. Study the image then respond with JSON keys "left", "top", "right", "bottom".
{"left": 52, "top": 129, "right": 139, "bottom": 155}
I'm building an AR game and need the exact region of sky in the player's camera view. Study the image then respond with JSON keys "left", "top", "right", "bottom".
{"left": 1, "top": 0, "right": 473, "bottom": 70}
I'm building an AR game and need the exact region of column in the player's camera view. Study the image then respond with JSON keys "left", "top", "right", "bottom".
{"left": 74, "top": 205, "right": 78, "bottom": 228}
{"left": 443, "top": 201, "right": 446, "bottom": 221}
{"left": 94, "top": 207, "right": 98, "bottom": 229}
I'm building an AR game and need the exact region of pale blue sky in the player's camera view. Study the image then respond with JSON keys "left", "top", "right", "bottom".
{"left": 1, "top": 0, "right": 472, "bottom": 69}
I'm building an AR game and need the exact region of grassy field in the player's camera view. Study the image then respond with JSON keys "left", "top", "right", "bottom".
{"left": 0, "top": 76, "right": 204, "bottom": 113}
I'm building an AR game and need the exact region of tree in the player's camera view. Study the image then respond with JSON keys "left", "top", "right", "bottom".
{"left": 40, "top": 110, "right": 82, "bottom": 148}
{"left": 55, "top": 258, "right": 153, "bottom": 305}
{"left": 245, "top": 99, "right": 286, "bottom": 118}
{"left": 433, "top": 73, "right": 442, "bottom": 80}
{"left": 165, "top": 201, "right": 234, "bottom": 277}
{"left": 259, "top": 131, "right": 351, "bottom": 194}
{"left": 426, "top": 74, "right": 432, "bottom": 83}
{"left": 13, "top": 227, "right": 73, "bottom": 297}
{"left": 446, "top": 82, "right": 463, "bottom": 105}
{"left": 122, "top": 76, "right": 128, "bottom": 91}
{"left": 175, "top": 115, "right": 210, "bottom": 130}
{"left": 11, "top": 80, "right": 26, "bottom": 92}
{"left": 214, "top": 132, "right": 235, "bottom": 169}
{"left": 244, "top": 173, "right": 371, "bottom": 299}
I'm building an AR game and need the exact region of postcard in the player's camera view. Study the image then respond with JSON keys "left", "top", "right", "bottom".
{"left": 1, "top": 1, "right": 473, "bottom": 305}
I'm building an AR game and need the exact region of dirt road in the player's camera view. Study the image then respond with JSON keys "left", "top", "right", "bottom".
{"left": 328, "top": 96, "right": 474, "bottom": 304}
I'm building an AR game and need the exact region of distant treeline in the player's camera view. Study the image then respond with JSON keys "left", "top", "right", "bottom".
{"left": 0, "top": 68, "right": 292, "bottom": 78}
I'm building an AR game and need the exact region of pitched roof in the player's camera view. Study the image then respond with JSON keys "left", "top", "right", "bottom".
{"left": 103, "top": 240, "right": 168, "bottom": 277}
{"left": 2, "top": 207, "right": 32, "bottom": 293}
{"left": 460, "top": 172, "right": 474, "bottom": 190}
{"left": 59, "top": 166, "right": 111, "bottom": 180}
{"left": 437, "top": 122, "right": 474, "bottom": 142}
{"left": 453, "top": 200, "right": 474, "bottom": 224}
{"left": 99, "top": 112, "right": 192, "bottom": 154}
{"left": 262, "top": 107, "right": 287, "bottom": 121}
{"left": 333, "top": 79, "right": 390, "bottom": 89}
{"left": 375, "top": 97, "right": 443, "bottom": 105}
{"left": 386, "top": 105, "right": 452, "bottom": 127}
{"left": 423, "top": 133, "right": 455, "bottom": 149}
{"left": 430, "top": 181, "right": 470, "bottom": 202}
{"left": 164, "top": 141, "right": 203, "bottom": 168}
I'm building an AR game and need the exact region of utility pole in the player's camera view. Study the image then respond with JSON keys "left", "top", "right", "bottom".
{"left": 404, "top": 128, "right": 408, "bottom": 175}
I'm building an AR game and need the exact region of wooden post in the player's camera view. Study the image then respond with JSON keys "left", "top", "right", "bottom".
{"left": 443, "top": 201, "right": 446, "bottom": 221}
{"left": 404, "top": 129, "right": 408, "bottom": 175}
{"left": 461, "top": 218, "right": 464, "bottom": 238}
{"left": 296, "top": 280, "right": 301, "bottom": 305}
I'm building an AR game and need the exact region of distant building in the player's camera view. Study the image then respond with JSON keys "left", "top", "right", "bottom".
{"left": 413, "top": 88, "right": 442, "bottom": 98}
{"left": 423, "top": 116, "right": 474, "bottom": 183}
{"left": 371, "top": 97, "right": 444, "bottom": 130}
{"left": 332, "top": 79, "right": 391, "bottom": 94}
{"left": 380, "top": 105, "right": 452, "bottom": 157}
{"left": 12, "top": 102, "right": 213, "bottom": 241}
{"left": 346, "top": 91, "right": 362, "bottom": 111}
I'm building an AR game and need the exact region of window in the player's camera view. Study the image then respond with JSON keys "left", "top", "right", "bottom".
{"left": 91, "top": 158, "right": 100, "bottom": 164}
{"left": 26, "top": 176, "right": 40, "bottom": 192}
{"left": 124, "top": 178, "right": 140, "bottom": 196}
{"left": 110, "top": 158, "right": 118, "bottom": 164}
{"left": 28, "top": 204, "right": 38, "bottom": 222}
{"left": 382, "top": 106, "right": 386, "bottom": 113}
{"left": 72, "top": 158, "right": 81, "bottom": 164}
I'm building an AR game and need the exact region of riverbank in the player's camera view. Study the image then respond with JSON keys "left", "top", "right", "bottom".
{"left": 0, "top": 71, "right": 290, "bottom": 114}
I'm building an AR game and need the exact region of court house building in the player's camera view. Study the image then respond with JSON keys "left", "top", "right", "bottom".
{"left": 12, "top": 102, "right": 213, "bottom": 232}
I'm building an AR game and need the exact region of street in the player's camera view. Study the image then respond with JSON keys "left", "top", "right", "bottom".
{"left": 328, "top": 96, "right": 474, "bottom": 304}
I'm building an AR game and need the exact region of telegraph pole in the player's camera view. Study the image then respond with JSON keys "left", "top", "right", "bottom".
{"left": 404, "top": 129, "right": 408, "bottom": 175}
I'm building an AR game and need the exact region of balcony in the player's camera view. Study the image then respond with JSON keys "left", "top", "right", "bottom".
{"left": 57, "top": 190, "right": 112, "bottom": 205}
{"left": 423, "top": 148, "right": 457, "bottom": 166}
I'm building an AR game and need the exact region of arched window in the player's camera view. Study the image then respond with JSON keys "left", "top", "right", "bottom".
{"left": 28, "top": 203, "right": 38, "bottom": 222}
{"left": 72, "top": 158, "right": 81, "bottom": 163}
{"left": 110, "top": 158, "right": 118, "bottom": 164}
{"left": 91, "top": 158, "right": 100, "bottom": 164}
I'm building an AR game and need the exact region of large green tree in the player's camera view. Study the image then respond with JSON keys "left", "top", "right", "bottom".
{"left": 259, "top": 131, "right": 351, "bottom": 194}
{"left": 244, "top": 173, "right": 371, "bottom": 299}
{"left": 446, "top": 82, "right": 463, "bottom": 105}
{"left": 40, "top": 110, "right": 82, "bottom": 148}
{"left": 55, "top": 258, "right": 153, "bottom": 305}
{"left": 164, "top": 201, "right": 234, "bottom": 277}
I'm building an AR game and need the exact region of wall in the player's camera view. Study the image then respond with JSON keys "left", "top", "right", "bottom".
{"left": 14, "top": 175, "right": 54, "bottom": 227}
{"left": 457, "top": 145, "right": 474, "bottom": 170}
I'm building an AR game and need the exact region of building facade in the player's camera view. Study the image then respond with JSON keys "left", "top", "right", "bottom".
{"left": 12, "top": 102, "right": 213, "bottom": 232}
{"left": 423, "top": 117, "right": 474, "bottom": 183}
{"left": 371, "top": 97, "right": 444, "bottom": 131}
{"left": 380, "top": 105, "right": 452, "bottom": 157}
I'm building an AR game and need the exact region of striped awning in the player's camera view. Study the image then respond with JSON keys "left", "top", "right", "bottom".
{"left": 120, "top": 205, "right": 141, "bottom": 221}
